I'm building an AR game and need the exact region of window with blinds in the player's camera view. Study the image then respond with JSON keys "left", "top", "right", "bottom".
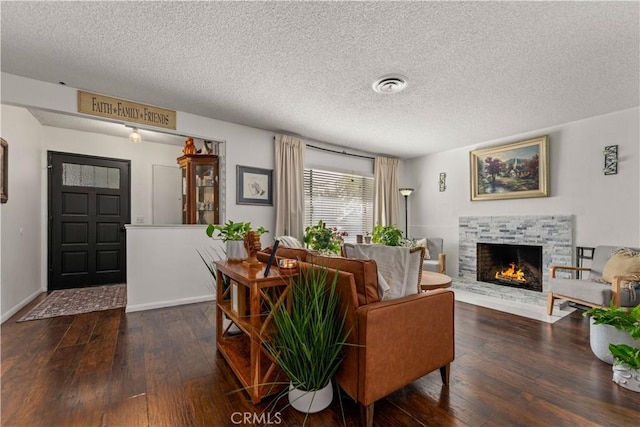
{"left": 304, "top": 169, "right": 374, "bottom": 242}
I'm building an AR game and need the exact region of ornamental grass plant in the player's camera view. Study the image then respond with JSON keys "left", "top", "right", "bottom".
{"left": 264, "top": 264, "right": 350, "bottom": 393}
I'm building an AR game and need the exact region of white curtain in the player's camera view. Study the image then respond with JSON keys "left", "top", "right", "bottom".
{"left": 373, "top": 156, "right": 399, "bottom": 227}
{"left": 275, "top": 135, "right": 306, "bottom": 239}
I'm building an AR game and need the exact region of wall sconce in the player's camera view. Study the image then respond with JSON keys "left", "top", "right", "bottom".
{"left": 439, "top": 172, "right": 447, "bottom": 192}
{"left": 128, "top": 127, "right": 142, "bottom": 143}
{"left": 603, "top": 145, "right": 618, "bottom": 175}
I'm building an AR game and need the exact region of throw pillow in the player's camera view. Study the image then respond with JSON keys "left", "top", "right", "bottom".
{"left": 601, "top": 248, "right": 640, "bottom": 284}
{"left": 276, "top": 235, "right": 304, "bottom": 249}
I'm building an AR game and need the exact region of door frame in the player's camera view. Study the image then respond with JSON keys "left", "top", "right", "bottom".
{"left": 47, "top": 151, "right": 132, "bottom": 290}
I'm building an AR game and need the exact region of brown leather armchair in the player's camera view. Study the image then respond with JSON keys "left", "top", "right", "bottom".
{"left": 259, "top": 247, "right": 455, "bottom": 427}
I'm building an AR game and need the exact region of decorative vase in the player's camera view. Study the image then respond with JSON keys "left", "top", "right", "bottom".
{"left": 226, "top": 240, "right": 247, "bottom": 262}
{"left": 288, "top": 381, "right": 333, "bottom": 413}
{"left": 612, "top": 365, "right": 640, "bottom": 392}
{"left": 590, "top": 318, "right": 639, "bottom": 364}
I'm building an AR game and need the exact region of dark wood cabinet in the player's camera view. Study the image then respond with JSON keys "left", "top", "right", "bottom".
{"left": 177, "top": 154, "right": 219, "bottom": 224}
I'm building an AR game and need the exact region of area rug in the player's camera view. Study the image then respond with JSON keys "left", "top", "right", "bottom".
{"left": 18, "top": 284, "right": 126, "bottom": 322}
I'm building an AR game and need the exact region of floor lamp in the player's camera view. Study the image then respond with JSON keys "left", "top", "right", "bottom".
{"left": 399, "top": 188, "right": 414, "bottom": 238}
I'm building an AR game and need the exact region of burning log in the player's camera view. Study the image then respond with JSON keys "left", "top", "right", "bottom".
{"left": 495, "top": 263, "right": 527, "bottom": 283}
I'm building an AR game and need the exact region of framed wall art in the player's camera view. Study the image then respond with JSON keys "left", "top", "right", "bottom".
{"left": 470, "top": 135, "right": 549, "bottom": 201}
{"left": 236, "top": 165, "right": 273, "bottom": 206}
{"left": 1, "top": 138, "right": 7, "bottom": 203}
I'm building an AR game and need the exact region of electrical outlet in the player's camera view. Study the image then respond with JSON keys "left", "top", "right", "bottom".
{"left": 135, "top": 216, "right": 145, "bottom": 224}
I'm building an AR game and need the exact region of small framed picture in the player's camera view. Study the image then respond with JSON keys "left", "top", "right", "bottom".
{"left": 0, "top": 138, "right": 7, "bottom": 203}
{"left": 236, "top": 165, "right": 273, "bottom": 206}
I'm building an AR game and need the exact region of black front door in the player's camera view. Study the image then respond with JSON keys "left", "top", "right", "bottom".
{"left": 48, "top": 152, "right": 130, "bottom": 290}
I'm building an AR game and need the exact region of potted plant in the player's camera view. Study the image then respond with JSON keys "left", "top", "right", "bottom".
{"left": 206, "top": 220, "right": 267, "bottom": 261}
{"left": 610, "top": 343, "right": 640, "bottom": 392}
{"left": 584, "top": 303, "right": 640, "bottom": 364}
{"left": 371, "top": 223, "right": 403, "bottom": 246}
{"left": 264, "top": 264, "right": 350, "bottom": 416}
{"left": 303, "top": 220, "right": 342, "bottom": 255}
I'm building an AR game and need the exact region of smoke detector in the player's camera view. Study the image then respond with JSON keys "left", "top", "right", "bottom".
{"left": 372, "top": 75, "right": 408, "bottom": 94}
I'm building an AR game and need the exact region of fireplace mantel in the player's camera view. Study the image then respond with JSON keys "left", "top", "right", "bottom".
{"left": 459, "top": 215, "right": 573, "bottom": 292}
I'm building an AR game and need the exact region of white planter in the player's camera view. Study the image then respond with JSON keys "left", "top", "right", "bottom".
{"left": 590, "top": 318, "right": 639, "bottom": 365}
{"left": 288, "top": 381, "right": 333, "bottom": 413}
{"left": 226, "top": 240, "right": 247, "bottom": 261}
{"left": 612, "top": 365, "right": 640, "bottom": 392}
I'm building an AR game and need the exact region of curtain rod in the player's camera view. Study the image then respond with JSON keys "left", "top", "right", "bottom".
{"left": 307, "top": 144, "right": 375, "bottom": 160}
{"left": 273, "top": 136, "right": 375, "bottom": 160}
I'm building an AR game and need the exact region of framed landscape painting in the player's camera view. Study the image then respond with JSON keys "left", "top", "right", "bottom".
{"left": 470, "top": 135, "right": 549, "bottom": 201}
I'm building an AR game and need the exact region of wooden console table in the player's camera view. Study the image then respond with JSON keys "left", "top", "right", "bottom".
{"left": 215, "top": 261, "right": 295, "bottom": 403}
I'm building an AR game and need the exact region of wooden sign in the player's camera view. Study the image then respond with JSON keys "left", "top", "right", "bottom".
{"left": 78, "top": 90, "right": 176, "bottom": 130}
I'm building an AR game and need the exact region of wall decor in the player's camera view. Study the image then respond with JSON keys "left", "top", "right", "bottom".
{"left": 78, "top": 90, "right": 177, "bottom": 130}
{"left": 237, "top": 165, "right": 273, "bottom": 205}
{"left": 0, "top": 138, "right": 7, "bottom": 203}
{"left": 470, "top": 135, "right": 549, "bottom": 201}
{"left": 439, "top": 172, "right": 446, "bottom": 192}
{"left": 603, "top": 145, "right": 618, "bottom": 175}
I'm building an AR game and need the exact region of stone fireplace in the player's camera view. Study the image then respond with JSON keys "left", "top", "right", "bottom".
{"left": 459, "top": 215, "right": 573, "bottom": 292}
{"left": 477, "top": 242, "right": 543, "bottom": 292}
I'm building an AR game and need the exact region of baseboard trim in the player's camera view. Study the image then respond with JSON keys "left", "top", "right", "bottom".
{"left": 1, "top": 288, "right": 44, "bottom": 323}
{"left": 125, "top": 294, "right": 215, "bottom": 313}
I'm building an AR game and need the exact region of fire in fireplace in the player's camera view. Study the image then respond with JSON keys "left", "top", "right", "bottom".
{"left": 477, "top": 243, "right": 543, "bottom": 292}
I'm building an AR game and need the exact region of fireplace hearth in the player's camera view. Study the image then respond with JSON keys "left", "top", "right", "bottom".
{"left": 477, "top": 243, "right": 543, "bottom": 292}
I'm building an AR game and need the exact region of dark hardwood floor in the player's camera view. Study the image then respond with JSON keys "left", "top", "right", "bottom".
{"left": 2, "top": 295, "right": 638, "bottom": 426}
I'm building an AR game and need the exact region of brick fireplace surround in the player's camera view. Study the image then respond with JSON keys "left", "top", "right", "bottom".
{"left": 459, "top": 215, "right": 573, "bottom": 292}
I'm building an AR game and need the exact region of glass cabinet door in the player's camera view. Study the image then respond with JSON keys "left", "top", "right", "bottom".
{"left": 182, "top": 167, "right": 188, "bottom": 224}
{"left": 195, "top": 164, "right": 217, "bottom": 224}
{"left": 177, "top": 154, "right": 219, "bottom": 225}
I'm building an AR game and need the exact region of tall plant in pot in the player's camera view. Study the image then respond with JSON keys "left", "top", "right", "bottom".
{"left": 584, "top": 303, "right": 640, "bottom": 392}
{"left": 264, "top": 264, "right": 350, "bottom": 417}
{"left": 584, "top": 303, "right": 640, "bottom": 364}
{"left": 206, "top": 221, "right": 267, "bottom": 261}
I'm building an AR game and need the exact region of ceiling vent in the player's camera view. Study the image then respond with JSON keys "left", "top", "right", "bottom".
{"left": 372, "top": 75, "right": 408, "bottom": 94}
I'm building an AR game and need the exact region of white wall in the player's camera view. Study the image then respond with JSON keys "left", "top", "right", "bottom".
{"left": 407, "top": 107, "right": 640, "bottom": 276}
{"left": 0, "top": 106, "right": 44, "bottom": 321}
{"left": 125, "top": 225, "right": 222, "bottom": 312}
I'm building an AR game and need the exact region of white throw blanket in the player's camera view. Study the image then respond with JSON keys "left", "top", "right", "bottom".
{"left": 349, "top": 244, "right": 419, "bottom": 300}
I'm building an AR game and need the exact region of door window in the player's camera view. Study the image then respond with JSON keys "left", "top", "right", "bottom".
{"left": 62, "top": 163, "right": 120, "bottom": 189}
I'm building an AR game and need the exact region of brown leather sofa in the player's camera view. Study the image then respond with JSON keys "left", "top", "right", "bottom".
{"left": 258, "top": 246, "right": 455, "bottom": 426}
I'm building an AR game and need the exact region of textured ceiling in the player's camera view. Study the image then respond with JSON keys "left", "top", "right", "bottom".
{"left": 1, "top": 1, "right": 638, "bottom": 159}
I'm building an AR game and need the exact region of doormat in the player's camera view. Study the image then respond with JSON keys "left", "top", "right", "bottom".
{"left": 18, "top": 284, "right": 126, "bottom": 322}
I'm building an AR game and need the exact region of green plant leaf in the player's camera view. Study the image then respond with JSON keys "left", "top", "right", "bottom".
{"left": 609, "top": 343, "right": 640, "bottom": 369}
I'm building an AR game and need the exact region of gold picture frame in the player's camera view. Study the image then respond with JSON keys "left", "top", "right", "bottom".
{"left": 470, "top": 135, "right": 549, "bottom": 201}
